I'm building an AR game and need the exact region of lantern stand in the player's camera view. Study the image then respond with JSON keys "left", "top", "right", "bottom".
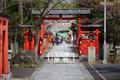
{"left": 85, "top": 31, "right": 97, "bottom": 47}
{"left": 24, "top": 30, "right": 33, "bottom": 50}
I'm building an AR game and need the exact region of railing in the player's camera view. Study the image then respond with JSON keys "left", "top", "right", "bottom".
{"left": 48, "top": 52, "right": 74, "bottom": 63}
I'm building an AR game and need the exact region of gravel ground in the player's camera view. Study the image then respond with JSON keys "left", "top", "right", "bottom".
{"left": 10, "top": 44, "right": 53, "bottom": 78}
{"left": 10, "top": 68, "right": 36, "bottom": 78}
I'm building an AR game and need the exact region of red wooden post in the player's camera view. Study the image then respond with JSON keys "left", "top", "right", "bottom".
{"left": 76, "top": 35, "right": 78, "bottom": 50}
{"left": 47, "top": 37, "right": 49, "bottom": 43}
{"left": 40, "top": 20, "right": 44, "bottom": 56}
{"left": 26, "top": 33, "right": 29, "bottom": 50}
{"left": 32, "top": 36, "right": 34, "bottom": 50}
{"left": 0, "top": 20, "right": 3, "bottom": 76}
{"left": 73, "top": 33, "right": 74, "bottom": 47}
{"left": 50, "top": 36, "right": 51, "bottom": 47}
{"left": 78, "top": 15, "right": 82, "bottom": 55}
{"left": 96, "top": 28, "right": 99, "bottom": 55}
{"left": 29, "top": 41, "right": 32, "bottom": 50}
{"left": 37, "top": 32, "right": 41, "bottom": 55}
{"left": 3, "top": 20, "right": 8, "bottom": 73}
{"left": 46, "top": 37, "right": 47, "bottom": 51}
{"left": 77, "top": 37, "right": 79, "bottom": 50}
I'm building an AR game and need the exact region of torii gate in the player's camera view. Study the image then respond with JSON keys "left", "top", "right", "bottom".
{"left": 0, "top": 13, "right": 9, "bottom": 76}
{"left": 29, "top": 8, "right": 90, "bottom": 59}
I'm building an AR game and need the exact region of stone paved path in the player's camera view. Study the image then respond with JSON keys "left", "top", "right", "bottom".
{"left": 28, "top": 42, "right": 94, "bottom": 80}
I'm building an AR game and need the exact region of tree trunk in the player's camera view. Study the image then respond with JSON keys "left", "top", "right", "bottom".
{"left": 19, "top": 1, "right": 23, "bottom": 24}
{"left": 0, "top": 0, "right": 3, "bottom": 13}
{"left": 34, "top": 26, "right": 40, "bottom": 58}
{"left": 3, "top": 1, "right": 6, "bottom": 13}
{"left": 31, "top": 3, "right": 34, "bottom": 32}
{"left": 34, "top": 17, "right": 43, "bottom": 58}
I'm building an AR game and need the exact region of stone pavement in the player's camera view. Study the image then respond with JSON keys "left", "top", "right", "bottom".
{"left": 28, "top": 42, "right": 94, "bottom": 80}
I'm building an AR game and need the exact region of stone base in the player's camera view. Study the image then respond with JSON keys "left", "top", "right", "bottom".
{"left": 78, "top": 55, "right": 82, "bottom": 60}
{"left": 0, "top": 73, "right": 12, "bottom": 80}
{"left": 40, "top": 55, "right": 43, "bottom": 59}
{"left": 103, "top": 60, "right": 107, "bottom": 64}
{"left": 78, "top": 55, "right": 99, "bottom": 61}
{"left": 78, "top": 55, "right": 88, "bottom": 60}
{"left": 96, "top": 55, "right": 99, "bottom": 60}
{"left": 37, "top": 55, "right": 43, "bottom": 60}
{"left": 0, "top": 76, "right": 4, "bottom": 80}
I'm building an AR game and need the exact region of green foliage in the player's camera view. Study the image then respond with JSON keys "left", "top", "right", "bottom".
{"left": 70, "top": 22, "right": 78, "bottom": 32}
{"left": 3, "top": 0, "right": 47, "bottom": 49}
{"left": 55, "top": 1, "right": 74, "bottom": 8}
{"left": 110, "top": 55, "right": 114, "bottom": 63}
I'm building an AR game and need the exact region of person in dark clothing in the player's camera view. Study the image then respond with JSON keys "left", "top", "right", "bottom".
{"left": 55, "top": 36, "right": 59, "bottom": 45}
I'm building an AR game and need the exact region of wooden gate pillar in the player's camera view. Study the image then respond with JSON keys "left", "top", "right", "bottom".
{"left": 40, "top": 20, "right": 44, "bottom": 56}
{"left": 0, "top": 20, "right": 3, "bottom": 76}
{"left": 45, "top": 37, "right": 47, "bottom": 51}
{"left": 37, "top": 32, "right": 41, "bottom": 55}
{"left": 3, "top": 21, "right": 8, "bottom": 73}
{"left": 78, "top": 15, "right": 82, "bottom": 56}
{"left": 96, "top": 28, "right": 99, "bottom": 55}
{"left": 76, "top": 34, "right": 78, "bottom": 50}
{"left": 50, "top": 36, "right": 51, "bottom": 47}
{"left": 0, "top": 13, "right": 9, "bottom": 75}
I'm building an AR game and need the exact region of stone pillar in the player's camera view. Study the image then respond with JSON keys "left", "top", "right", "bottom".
{"left": 10, "top": 43, "right": 14, "bottom": 52}
{"left": 88, "top": 47, "right": 95, "bottom": 64}
{"left": 14, "top": 42, "right": 19, "bottom": 55}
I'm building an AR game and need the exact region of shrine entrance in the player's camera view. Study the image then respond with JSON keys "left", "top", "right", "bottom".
{"left": 22, "top": 8, "right": 102, "bottom": 59}
{"left": 32, "top": 8, "right": 90, "bottom": 59}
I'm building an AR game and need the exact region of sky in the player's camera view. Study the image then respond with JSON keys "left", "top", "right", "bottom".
{"left": 67, "top": 0, "right": 71, "bottom": 3}
{"left": 63, "top": 0, "right": 71, "bottom": 3}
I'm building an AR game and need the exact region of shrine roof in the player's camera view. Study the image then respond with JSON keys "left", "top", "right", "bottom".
{"left": 28, "top": 8, "right": 91, "bottom": 15}
{"left": 81, "top": 24, "right": 103, "bottom": 28}
{"left": 0, "top": 13, "right": 10, "bottom": 19}
{"left": 85, "top": 31, "right": 97, "bottom": 36}
{"left": 19, "top": 24, "right": 36, "bottom": 28}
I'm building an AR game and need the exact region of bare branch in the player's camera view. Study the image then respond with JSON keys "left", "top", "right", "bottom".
{"left": 23, "top": 6, "right": 31, "bottom": 15}
{"left": 43, "top": 0, "right": 64, "bottom": 17}
{"left": 32, "top": 2, "right": 42, "bottom": 13}
{"left": 42, "top": 0, "right": 51, "bottom": 16}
